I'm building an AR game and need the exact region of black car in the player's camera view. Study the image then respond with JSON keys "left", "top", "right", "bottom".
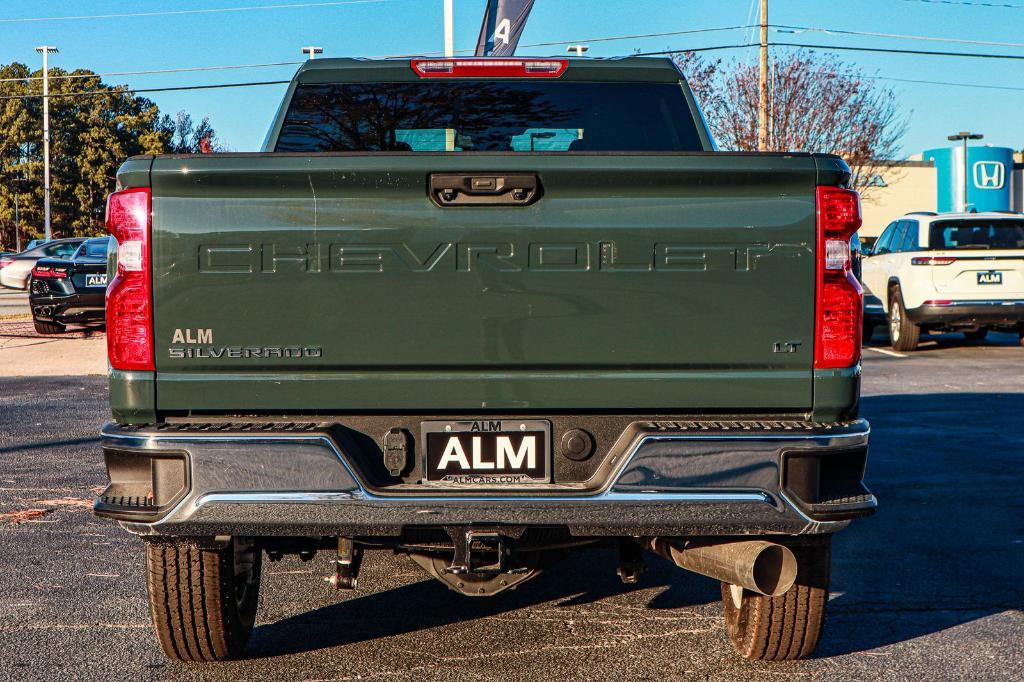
{"left": 29, "top": 237, "right": 110, "bottom": 334}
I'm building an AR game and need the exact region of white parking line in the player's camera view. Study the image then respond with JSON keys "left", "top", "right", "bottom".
{"left": 865, "top": 347, "right": 908, "bottom": 358}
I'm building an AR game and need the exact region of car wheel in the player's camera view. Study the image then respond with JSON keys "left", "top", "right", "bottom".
{"left": 33, "top": 318, "right": 66, "bottom": 335}
{"left": 146, "top": 537, "right": 262, "bottom": 662}
{"left": 964, "top": 328, "right": 988, "bottom": 341}
{"left": 888, "top": 288, "right": 920, "bottom": 352}
{"left": 721, "top": 536, "right": 831, "bottom": 661}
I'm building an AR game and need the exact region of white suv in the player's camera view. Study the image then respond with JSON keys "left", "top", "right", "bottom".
{"left": 862, "top": 211, "right": 1024, "bottom": 351}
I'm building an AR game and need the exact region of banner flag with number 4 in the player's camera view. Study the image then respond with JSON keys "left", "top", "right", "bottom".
{"left": 474, "top": 0, "right": 536, "bottom": 56}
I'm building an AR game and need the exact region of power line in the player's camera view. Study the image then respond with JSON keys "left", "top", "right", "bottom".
{"left": 771, "top": 41, "right": 1024, "bottom": 61}
{"left": 899, "top": 0, "right": 1024, "bottom": 8}
{"left": 0, "top": 80, "right": 291, "bottom": 102}
{"left": 0, "top": 61, "right": 305, "bottom": 85}
{"left": 865, "top": 74, "right": 1024, "bottom": 92}
{"left": 777, "top": 24, "right": 1024, "bottom": 49}
{"left": 637, "top": 41, "right": 1024, "bottom": 62}
{"left": 0, "top": 0, "right": 390, "bottom": 24}
{"left": 0, "top": 26, "right": 758, "bottom": 84}
{"left": 2, "top": 37, "right": 1024, "bottom": 104}
{"left": 516, "top": 25, "right": 757, "bottom": 50}
{"left": 375, "top": 25, "right": 759, "bottom": 58}
{"left": 3, "top": 22, "right": 1020, "bottom": 87}
{"left": 0, "top": 45, "right": 767, "bottom": 102}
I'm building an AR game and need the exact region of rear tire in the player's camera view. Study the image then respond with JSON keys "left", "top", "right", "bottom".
{"left": 964, "top": 328, "right": 989, "bottom": 341}
{"left": 146, "top": 537, "right": 262, "bottom": 662}
{"left": 888, "top": 288, "right": 920, "bottom": 352}
{"left": 33, "top": 318, "right": 65, "bottom": 335}
{"left": 721, "top": 536, "right": 831, "bottom": 661}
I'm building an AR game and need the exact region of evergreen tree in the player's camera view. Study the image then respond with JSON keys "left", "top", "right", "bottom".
{"left": 0, "top": 62, "right": 223, "bottom": 249}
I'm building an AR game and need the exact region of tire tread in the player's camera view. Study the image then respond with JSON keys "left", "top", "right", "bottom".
{"left": 33, "top": 318, "right": 65, "bottom": 335}
{"left": 721, "top": 537, "right": 830, "bottom": 661}
{"left": 145, "top": 539, "right": 258, "bottom": 662}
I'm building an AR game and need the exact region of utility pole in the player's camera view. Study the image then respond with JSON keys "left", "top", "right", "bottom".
{"left": 301, "top": 46, "right": 323, "bottom": 59}
{"left": 443, "top": 0, "right": 455, "bottom": 151}
{"left": 443, "top": 0, "right": 454, "bottom": 57}
{"left": 947, "top": 131, "right": 983, "bottom": 212}
{"left": 35, "top": 45, "right": 58, "bottom": 241}
{"left": 757, "top": 0, "right": 768, "bottom": 151}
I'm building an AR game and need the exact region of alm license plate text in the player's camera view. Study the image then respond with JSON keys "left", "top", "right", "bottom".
{"left": 977, "top": 271, "right": 1002, "bottom": 285}
{"left": 423, "top": 420, "right": 550, "bottom": 484}
{"left": 86, "top": 274, "right": 108, "bottom": 287}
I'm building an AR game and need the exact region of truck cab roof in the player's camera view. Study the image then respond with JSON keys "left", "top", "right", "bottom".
{"left": 291, "top": 56, "right": 685, "bottom": 85}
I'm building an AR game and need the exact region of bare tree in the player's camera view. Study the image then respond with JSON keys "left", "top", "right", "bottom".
{"left": 674, "top": 51, "right": 907, "bottom": 199}
{"left": 158, "top": 111, "right": 225, "bottom": 154}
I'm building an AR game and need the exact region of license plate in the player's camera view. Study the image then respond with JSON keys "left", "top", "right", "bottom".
{"left": 423, "top": 419, "right": 550, "bottom": 484}
{"left": 86, "top": 274, "right": 108, "bottom": 287}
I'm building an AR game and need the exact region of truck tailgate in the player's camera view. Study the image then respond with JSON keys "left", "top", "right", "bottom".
{"left": 150, "top": 153, "right": 819, "bottom": 412}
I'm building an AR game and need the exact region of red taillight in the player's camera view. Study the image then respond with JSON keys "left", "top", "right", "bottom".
{"left": 32, "top": 266, "right": 67, "bottom": 279}
{"left": 814, "top": 186, "right": 863, "bottom": 369}
{"left": 911, "top": 256, "right": 957, "bottom": 266}
{"left": 411, "top": 58, "right": 567, "bottom": 78}
{"left": 105, "top": 187, "right": 153, "bottom": 371}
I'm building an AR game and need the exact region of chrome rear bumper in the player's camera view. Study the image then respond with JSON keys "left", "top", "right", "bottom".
{"left": 96, "top": 419, "right": 874, "bottom": 537}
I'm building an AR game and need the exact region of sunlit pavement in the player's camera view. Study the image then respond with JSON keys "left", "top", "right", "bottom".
{"left": 0, "top": 333, "right": 1020, "bottom": 680}
{"left": 0, "top": 289, "right": 29, "bottom": 317}
{"left": 0, "top": 319, "right": 106, "bottom": 377}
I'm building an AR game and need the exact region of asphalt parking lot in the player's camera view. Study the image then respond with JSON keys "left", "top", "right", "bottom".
{"left": 0, "top": 331, "right": 1021, "bottom": 680}
{"left": 0, "top": 290, "right": 29, "bottom": 317}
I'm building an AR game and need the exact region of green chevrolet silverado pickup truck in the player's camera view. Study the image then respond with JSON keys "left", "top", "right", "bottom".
{"left": 94, "top": 56, "right": 875, "bottom": 662}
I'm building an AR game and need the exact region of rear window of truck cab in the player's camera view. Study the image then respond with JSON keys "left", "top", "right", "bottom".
{"left": 929, "top": 219, "right": 1024, "bottom": 250}
{"left": 274, "top": 81, "right": 703, "bottom": 152}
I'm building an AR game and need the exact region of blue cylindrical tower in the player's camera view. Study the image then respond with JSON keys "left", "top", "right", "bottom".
{"left": 924, "top": 145, "right": 1013, "bottom": 213}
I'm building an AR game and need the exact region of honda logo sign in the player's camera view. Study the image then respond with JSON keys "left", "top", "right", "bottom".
{"left": 973, "top": 161, "right": 1005, "bottom": 190}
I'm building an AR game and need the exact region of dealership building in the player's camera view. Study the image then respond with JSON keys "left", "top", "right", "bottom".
{"left": 858, "top": 145, "right": 1023, "bottom": 239}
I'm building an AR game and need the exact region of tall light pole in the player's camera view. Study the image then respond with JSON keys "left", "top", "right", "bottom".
{"left": 301, "top": 46, "right": 323, "bottom": 59}
{"left": 757, "top": 0, "right": 768, "bottom": 151}
{"left": 443, "top": 0, "right": 455, "bottom": 151}
{"left": 443, "top": 0, "right": 454, "bottom": 58}
{"left": 35, "top": 45, "right": 58, "bottom": 241}
{"left": 947, "top": 131, "right": 983, "bottom": 212}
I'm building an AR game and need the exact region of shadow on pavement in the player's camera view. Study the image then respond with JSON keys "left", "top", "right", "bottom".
{"left": 864, "top": 329, "right": 1021, "bottom": 352}
{"left": 819, "top": 391, "right": 1024, "bottom": 656}
{"left": 248, "top": 548, "right": 716, "bottom": 658}
{"left": 0, "top": 318, "right": 105, "bottom": 340}
{"left": 246, "top": 392, "right": 1023, "bottom": 660}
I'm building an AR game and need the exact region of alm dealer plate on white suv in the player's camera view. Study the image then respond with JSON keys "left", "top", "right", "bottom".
{"left": 422, "top": 419, "right": 551, "bottom": 485}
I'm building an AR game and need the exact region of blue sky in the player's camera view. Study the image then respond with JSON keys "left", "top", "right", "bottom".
{"left": 1, "top": 0, "right": 1022, "bottom": 154}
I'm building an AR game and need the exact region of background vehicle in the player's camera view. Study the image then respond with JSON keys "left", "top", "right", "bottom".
{"left": 862, "top": 211, "right": 1024, "bottom": 350}
{"left": 25, "top": 239, "right": 50, "bottom": 250}
{"left": 853, "top": 233, "right": 886, "bottom": 341}
{"left": 94, "top": 57, "right": 874, "bottom": 664}
{"left": 28, "top": 237, "right": 110, "bottom": 334}
{"left": 0, "top": 238, "right": 85, "bottom": 290}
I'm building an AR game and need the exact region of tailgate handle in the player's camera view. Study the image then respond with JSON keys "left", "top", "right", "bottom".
{"left": 429, "top": 173, "right": 540, "bottom": 207}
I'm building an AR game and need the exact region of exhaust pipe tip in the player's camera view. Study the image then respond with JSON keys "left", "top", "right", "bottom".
{"left": 750, "top": 543, "right": 797, "bottom": 597}
{"left": 647, "top": 538, "right": 798, "bottom": 597}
